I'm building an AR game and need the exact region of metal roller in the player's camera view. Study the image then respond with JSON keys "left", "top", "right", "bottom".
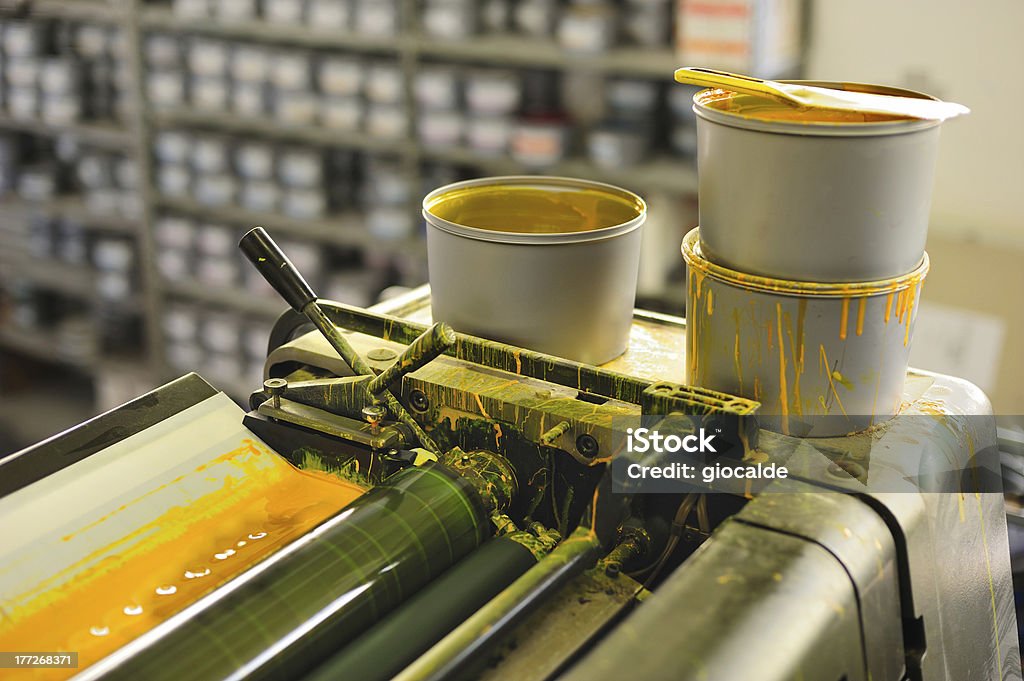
{"left": 83, "top": 464, "right": 491, "bottom": 681}
{"left": 305, "top": 533, "right": 545, "bottom": 681}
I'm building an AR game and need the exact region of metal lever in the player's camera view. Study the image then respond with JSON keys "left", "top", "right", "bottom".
{"left": 239, "top": 226, "right": 446, "bottom": 456}
{"left": 366, "top": 322, "right": 456, "bottom": 396}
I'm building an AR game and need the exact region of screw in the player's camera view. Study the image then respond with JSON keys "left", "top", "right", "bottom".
{"left": 576, "top": 433, "right": 599, "bottom": 458}
{"left": 409, "top": 389, "right": 429, "bottom": 413}
{"left": 362, "top": 405, "right": 386, "bottom": 435}
{"left": 263, "top": 378, "right": 288, "bottom": 409}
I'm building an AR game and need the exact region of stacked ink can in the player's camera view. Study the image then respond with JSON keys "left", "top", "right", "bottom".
{"left": 681, "top": 82, "right": 951, "bottom": 436}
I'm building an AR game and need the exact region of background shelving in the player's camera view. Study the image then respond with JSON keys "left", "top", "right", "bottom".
{"left": 0, "top": 0, "right": 804, "bottom": 449}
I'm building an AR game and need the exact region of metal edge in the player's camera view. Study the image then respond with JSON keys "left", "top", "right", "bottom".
{"left": 266, "top": 297, "right": 756, "bottom": 412}
{"left": 691, "top": 80, "right": 943, "bottom": 137}
{"left": 0, "top": 372, "right": 217, "bottom": 499}
{"left": 422, "top": 175, "right": 647, "bottom": 245}
{"left": 681, "top": 227, "right": 930, "bottom": 298}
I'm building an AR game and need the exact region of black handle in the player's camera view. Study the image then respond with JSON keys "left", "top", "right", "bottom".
{"left": 239, "top": 226, "right": 316, "bottom": 312}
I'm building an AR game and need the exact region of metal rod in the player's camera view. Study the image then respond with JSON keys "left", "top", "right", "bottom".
{"left": 304, "top": 304, "right": 443, "bottom": 457}
{"left": 306, "top": 299, "right": 757, "bottom": 414}
{"left": 305, "top": 534, "right": 541, "bottom": 681}
{"left": 539, "top": 421, "right": 571, "bottom": 447}
{"left": 239, "top": 227, "right": 443, "bottom": 456}
{"left": 302, "top": 302, "right": 378, "bottom": 379}
{"left": 366, "top": 322, "right": 456, "bottom": 396}
{"left": 392, "top": 527, "right": 604, "bottom": 681}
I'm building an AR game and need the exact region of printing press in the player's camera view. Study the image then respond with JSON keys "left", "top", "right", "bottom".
{"left": 2, "top": 76, "right": 1021, "bottom": 681}
{"left": 0, "top": 223, "right": 1018, "bottom": 681}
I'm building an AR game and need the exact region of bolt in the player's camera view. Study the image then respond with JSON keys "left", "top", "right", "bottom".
{"left": 409, "top": 389, "right": 429, "bottom": 413}
{"left": 263, "top": 378, "right": 288, "bottom": 409}
{"left": 605, "top": 563, "right": 621, "bottom": 578}
{"left": 576, "top": 433, "right": 599, "bottom": 458}
{"left": 540, "top": 421, "right": 570, "bottom": 447}
{"left": 362, "top": 404, "right": 386, "bottom": 435}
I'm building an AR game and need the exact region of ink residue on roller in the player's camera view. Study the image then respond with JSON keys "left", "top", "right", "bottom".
{"left": 0, "top": 439, "right": 365, "bottom": 680}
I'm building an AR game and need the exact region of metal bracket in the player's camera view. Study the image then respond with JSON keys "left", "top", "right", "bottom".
{"left": 257, "top": 396, "right": 413, "bottom": 451}
{"left": 641, "top": 381, "right": 759, "bottom": 451}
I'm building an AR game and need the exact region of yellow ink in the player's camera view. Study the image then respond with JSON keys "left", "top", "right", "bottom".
{"left": 839, "top": 298, "right": 850, "bottom": 340}
{"left": 0, "top": 440, "right": 365, "bottom": 679}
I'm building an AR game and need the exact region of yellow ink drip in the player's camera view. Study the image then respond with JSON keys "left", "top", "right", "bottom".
{"left": 839, "top": 298, "right": 850, "bottom": 340}
{"left": 818, "top": 344, "right": 849, "bottom": 417}
{"left": 903, "top": 281, "right": 918, "bottom": 347}
{"left": 775, "top": 303, "right": 789, "bottom": 435}
{"left": 732, "top": 308, "right": 744, "bottom": 395}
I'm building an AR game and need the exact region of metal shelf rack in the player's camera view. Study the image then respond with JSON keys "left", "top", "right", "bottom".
{"left": 152, "top": 195, "right": 425, "bottom": 254}
{"left": 0, "top": 0, "right": 780, "bottom": 423}
{"left": 0, "top": 113, "right": 134, "bottom": 148}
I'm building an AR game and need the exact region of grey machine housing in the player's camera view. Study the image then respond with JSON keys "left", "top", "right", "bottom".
{"left": 1, "top": 291, "right": 1017, "bottom": 681}
{"left": 264, "top": 290, "right": 1020, "bottom": 681}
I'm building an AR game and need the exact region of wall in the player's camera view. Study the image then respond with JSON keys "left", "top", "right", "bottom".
{"left": 807, "top": 0, "right": 1024, "bottom": 413}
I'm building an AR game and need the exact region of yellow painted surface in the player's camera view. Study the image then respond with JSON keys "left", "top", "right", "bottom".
{"left": 0, "top": 440, "right": 364, "bottom": 679}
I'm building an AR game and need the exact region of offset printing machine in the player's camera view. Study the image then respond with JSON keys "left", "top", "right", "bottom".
{"left": 0, "top": 227, "right": 1020, "bottom": 681}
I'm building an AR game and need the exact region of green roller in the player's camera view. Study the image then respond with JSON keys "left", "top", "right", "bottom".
{"left": 304, "top": 533, "right": 543, "bottom": 681}
{"left": 87, "top": 464, "right": 489, "bottom": 681}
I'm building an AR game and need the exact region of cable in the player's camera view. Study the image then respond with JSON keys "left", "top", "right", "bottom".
{"left": 630, "top": 493, "right": 700, "bottom": 584}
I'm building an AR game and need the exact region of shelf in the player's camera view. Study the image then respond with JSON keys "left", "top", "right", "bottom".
{"left": 150, "top": 108, "right": 410, "bottom": 155}
{"left": 137, "top": 8, "right": 683, "bottom": 79}
{"left": 0, "top": 325, "right": 99, "bottom": 374}
{"left": 414, "top": 34, "right": 682, "bottom": 78}
{"left": 0, "top": 114, "right": 134, "bottom": 148}
{"left": 139, "top": 6, "right": 406, "bottom": 53}
{"left": 0, "top": 255, "right": 144, "bottom": 312}
{"left": 153, "top": 196, "right": 426, "bottom": 255}
{"left": 553, "top": 156, "right": 698, "bottom": 196}
{"left": 1, "top": 255, "right": 96, "bottom": 297}
{"left": 8, "top": 0, "right": 125, "bottom": 23}
{"left": 151, "top": 108, "right": 696, "bottom": 195}
{"left": 0, "top": 197, "right": 139, "bottom": 233}
{"left": 162, "top": 278, "right": 286, "bottom": 319}
{"left": 419, "top": 146, "right": 697, "bottom": 195}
